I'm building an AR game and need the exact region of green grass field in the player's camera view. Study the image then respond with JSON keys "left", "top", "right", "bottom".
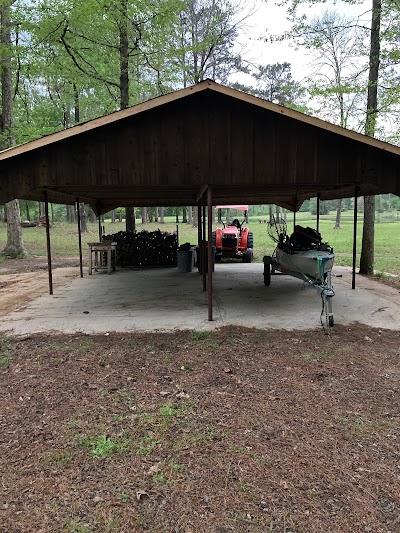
{"left": 0, "top": 211, "right": 399, "bottom": 273}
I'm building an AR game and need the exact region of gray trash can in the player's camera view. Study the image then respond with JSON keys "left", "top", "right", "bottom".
{"left": 177, "top": 248, "right": 195, "bottom": 272}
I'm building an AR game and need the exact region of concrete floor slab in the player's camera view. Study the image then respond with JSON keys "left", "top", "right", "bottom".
{"left": 0, "top": 264, "right": 399, "bottom": 335}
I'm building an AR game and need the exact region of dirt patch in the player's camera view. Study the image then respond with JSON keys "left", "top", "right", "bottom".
{"left": 0, "top": 255, "right": 81, "bottom": 275}
{"left": 0, "top": 258, "right": 80, "bottom": 316}
{"left": 0, "top": 325, "right": 399, "bottom": 532}
{"left": 0, "top": 256, "right": 81, "bottom": 316}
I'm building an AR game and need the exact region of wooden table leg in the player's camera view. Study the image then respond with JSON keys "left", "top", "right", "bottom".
{"left": 88, "top": 248, "right": 92, "bottom": 275}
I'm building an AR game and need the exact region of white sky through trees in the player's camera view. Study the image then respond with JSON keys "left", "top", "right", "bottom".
{"left": 233, "top": 0, "right": 371, "bottom": 83}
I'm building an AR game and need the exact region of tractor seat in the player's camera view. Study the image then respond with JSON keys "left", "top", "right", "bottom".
{"left": 231, "top": 219, "right": 241, "bottom": 228}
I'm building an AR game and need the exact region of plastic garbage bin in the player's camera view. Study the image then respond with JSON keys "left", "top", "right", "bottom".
{"left": 177, "top": 248, "right": 195, "bottom": 272}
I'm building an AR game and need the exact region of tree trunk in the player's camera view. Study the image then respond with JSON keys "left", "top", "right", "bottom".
{"left": 360, "top": 196, "right": 375, "bottom": 274}
{"left": 73, "top": 83, "right": 79, "bottom": 123}
{"left": 67, "top": 205, "right": 76, "bottom": 223}
{"left": 1, "top": 2, "right": 26, "bottom": 257}
{"left": 126, "top": 207, "right": 135, "bottom": 232}
{"left": 111, "top": 209, "right": 115, "bottom": 223}
{"left": 155, "top": 207, "right": 159, "bottom": 222}
{"left": 175, "top": 208, "right": 179, "bottom": 223}
{"left": 160, "top": 207, "right": 164, "bottom": 223}
{"left": 141, "top": 207, "right": 147, "bottom": 224}
{"left": 88, "top": 206, "right": 96, "bottom": 223}
{"left": 182, "top": 207, "right": 187, "bottom": 223}
{"left": 25, "top": 203, "right": 30, "bottom": 221}
{"left": 50, "top": 203, "right": 55, "bottom": 223}
{"left": 118, "top": 0, "right": 132, "bottom": 233}
{"left": 188, "top": 206, "right": 193, "bottom": 225}
{"left": 80, "top": 203, "right": 88, "bottom": 232}
{"left": 360, "top": 0, "right": 380, "bottom": 275}
{"left": 3, "top": 200, "right": 26, "bottom": 257}
{"left": 334, "top": 199, "right": 343, "bottom": 229}
{"left": 193, "top": 206, "right": 198, "bottom": 227}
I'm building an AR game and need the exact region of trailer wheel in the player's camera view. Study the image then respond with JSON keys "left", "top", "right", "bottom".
{"left": 264, "top": 264, "right": 271, "bottom": 286}
{"left": 329, "top": 315, "right": 334, "bottom": 327}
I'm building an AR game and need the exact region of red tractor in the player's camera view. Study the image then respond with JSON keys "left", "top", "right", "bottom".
{"left": 212, "top": 205, "right": 254, "bottom": 263}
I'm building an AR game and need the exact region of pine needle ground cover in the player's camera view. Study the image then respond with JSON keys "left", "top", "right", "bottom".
{"left": 1, "top": 326, "right": 399, "bottom": 532}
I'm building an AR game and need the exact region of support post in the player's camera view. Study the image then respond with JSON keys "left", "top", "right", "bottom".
{"left": 293, "top": 210, "right": 296, "bottom": 230}
{"left": 316, "top": 193, "right": 320, "bottom": 233}
{"left": 76, "top": 198, "right": 83, "bottom": 278}
{"left": 197, "top": 201, "right": 202, "bottom": 278}
{"left": 207, "top": 185, "right": 213, "bottom": 321}
{"left": 43, "top": 191, "right": 53, "bottom": 295}
{"left": 352, "top": 187, "right": 359, "bottom": 290}
{"left": 98, "top": 216, "right": 102, "bottom": 241}
{"left": 197, "top": 201, "right": 202, "bottom": 247}
{"left": 202, "top": 202, "right": 206, "bottom": 292}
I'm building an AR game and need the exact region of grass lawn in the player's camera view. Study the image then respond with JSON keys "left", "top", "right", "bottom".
{"left": 0, "top": 211, "right": 399, "bottom": 272}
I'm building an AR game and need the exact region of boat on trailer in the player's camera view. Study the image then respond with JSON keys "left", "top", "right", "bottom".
{"left": 263, "top": 219, "right": 335, "bottom": 327}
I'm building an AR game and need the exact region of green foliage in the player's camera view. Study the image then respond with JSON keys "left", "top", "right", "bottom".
{"left": 0, "top": 335, "right": 11, "bottom": 368}
{"left": 45, "top": 449, "right": 74, "bottom": 467}
{"left": 192, "top": 330, "right": 209, "bottom": 341}
{"left": 65, "top": 519, "right": 92, "bottom": 533}
{"left": 78, "top": 434, "right": 125, "bottom": 458}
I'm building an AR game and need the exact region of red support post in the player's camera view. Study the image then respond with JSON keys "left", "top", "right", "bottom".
{"left": 43, "top": 191, "right": 53, "bottom": 295}
{"left": 76, "top": 198, "right": 83, "bottom": 278}
{"left": 207, "top": 185, "right": 213, "bottom": 321}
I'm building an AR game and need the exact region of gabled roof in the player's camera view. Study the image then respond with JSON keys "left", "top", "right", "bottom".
{"left": 1, "top": 79, "right": 399, "bottom": 213}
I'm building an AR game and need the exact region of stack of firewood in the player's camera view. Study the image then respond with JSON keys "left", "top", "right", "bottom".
{"left": 103, "top": 230, "right": 178, "bottom": 267}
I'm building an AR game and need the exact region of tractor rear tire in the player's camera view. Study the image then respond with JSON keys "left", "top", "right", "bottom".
{"left": 243, "top": 248, "right": 253, "bottom": 263}
{"left": 247, "top": 232, "right": 254, "bottom": 249}
{"left": 212, "top": 231, "right": 216, "bottom": 247}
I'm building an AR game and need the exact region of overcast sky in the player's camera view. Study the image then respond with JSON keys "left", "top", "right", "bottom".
{"left": 234, "top": 0, "right": 371, "bottom": 83}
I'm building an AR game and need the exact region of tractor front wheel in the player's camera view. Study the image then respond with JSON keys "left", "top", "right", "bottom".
{"left": 243, "top": 248, "right": 253, "bottom": 263}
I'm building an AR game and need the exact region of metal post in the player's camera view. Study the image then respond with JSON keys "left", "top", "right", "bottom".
{"left": 352, "top": 187, "right": 359, "bottom": 290}
{"left": 293, "top": 210, "right": 296, "bottom": 230}
{"left": 197, "top": 201, "right": 202, "bottom": 276}
{"left": 207, "top": 185, "right": 213, "bottom": 321}
{"left": 76, "top": 198, "right": 83, "bottom": 278}
{"left": 197, "top": 201, "right": 202, "bottom": 248}
{"left": 43, "top": 191, "right": 53, "bottom": 295}
{"left": 202, "top": 202, "right": 206, "bottom": 291}
{"left": 98, "top": 216, "right": 102, "bottom": 241}
{"left": 316, "top": 193, "right": 320, "bottom": 233}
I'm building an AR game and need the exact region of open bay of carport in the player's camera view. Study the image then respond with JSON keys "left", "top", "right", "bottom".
{"left": 0, "top": 264, "right": 399, "bottom": 335}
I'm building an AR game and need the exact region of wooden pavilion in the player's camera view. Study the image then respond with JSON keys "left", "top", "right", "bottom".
{"left": 1, "top": 80, "right": 399, "bottom": 320}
